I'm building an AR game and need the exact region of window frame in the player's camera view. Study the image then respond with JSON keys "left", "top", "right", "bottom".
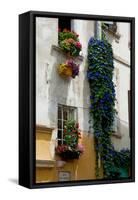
{"left": 57, "top": 104, "right": 77, "bottom": 145}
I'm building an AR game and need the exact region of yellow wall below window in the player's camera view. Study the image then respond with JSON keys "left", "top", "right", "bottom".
{"left": 36, "top": 129, "right": 102, "bottom": 183}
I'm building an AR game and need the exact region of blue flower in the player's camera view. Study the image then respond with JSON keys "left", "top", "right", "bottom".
{"left": 90, "top": 105, "right": 94, "bottom": 109}
{"left": 103, "top": 106, "right": 108, "bottom": 110}
{"left": 95, "top": 72, "right": 100, "bottom": 76}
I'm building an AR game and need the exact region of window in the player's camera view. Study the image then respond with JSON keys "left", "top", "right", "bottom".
{"left": 112, "top": 114, "right": 118, "bottom": 133}
{"left": 58, "top": 17, "right": 71, "bottom": 31}
{"left": 112, "top": 68, "right": 121, "bottom": 138}
{"left": 102, "top": 21, "right": 117, "bottom": 34}
{"left": 57, "top": 104, "right": 77, "bottom": 145}
{"left": 102, "top": 21, "right": 121, "bottom": 42}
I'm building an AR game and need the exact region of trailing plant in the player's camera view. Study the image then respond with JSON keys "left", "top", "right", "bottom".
{"left": 56, "top": 119, "right": 85, "bottom": 160}
{"left": 58, "top": 29, "right": 82, "bottom": 57}
{"left": 114, "top": 148, "right": 130, "bottom": 169}
{"left": 87, "top": 37, "right": 117, "bottom": 178}
{"left": 58, "top": 59, "right": 80, "bottom": 78}
{"left": 58, "top": 28, "right": 79, "bottom": 43}
{"left": 87, "top": 37, "right": 131, "bottom": 178}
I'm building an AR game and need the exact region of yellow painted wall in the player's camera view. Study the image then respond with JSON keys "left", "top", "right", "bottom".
{"left": 36, "top": 130, "right": 99, "bottom": 183}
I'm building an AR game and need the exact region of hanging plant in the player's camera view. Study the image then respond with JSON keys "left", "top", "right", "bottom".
{"left": 56, "top": 119, "right": 85, "bottom": 160}
{"left": 58, "top": 29, "right": 82, "bottom": 57}
{"left": 58, "top": 59, "right": 80, "bottom": 79}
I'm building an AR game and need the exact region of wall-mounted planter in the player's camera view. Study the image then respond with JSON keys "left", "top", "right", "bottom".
{"left": 59, "top": 150, "right": 81, "bottom": 160}
{"left": 57, "top": 59, "right": 80, "bottom": 79}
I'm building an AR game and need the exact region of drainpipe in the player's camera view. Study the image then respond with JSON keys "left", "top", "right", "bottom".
{"left": 95, "top": 21, "right": 102, "bottom": 170}
{"left": 95, "top": 21, "right": 102, "bottom": 40}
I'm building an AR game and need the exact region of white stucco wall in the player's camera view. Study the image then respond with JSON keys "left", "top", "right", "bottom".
{"left": 111, "top": 22, "right": 131, "bottom": 150}
{"left": 112, "top": 22, "right": 130, "bottom": 65}
{"left": 36, "top": 17, "right": 58, "bottom": 127}
{"left": 36, "top": 17, "right": 95, "bottom": 132}
{"left": 112, "top": 61, "right": 130, "bottom": 150}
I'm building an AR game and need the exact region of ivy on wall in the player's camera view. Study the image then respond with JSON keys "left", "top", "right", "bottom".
{"left": 87, "top": 37, "right": 118, "bottom": 178}
{"left": 87, "top": 37, "right": 131, "bottom": 178}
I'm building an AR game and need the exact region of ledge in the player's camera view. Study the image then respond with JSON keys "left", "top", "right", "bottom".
{"left": 102, "top": 26, "right": 121, "bottom": 41}
{"left": 112, "top": 132, "right": 122, "bottom": 139}
{"left": 113, "top": 54, "right": 130, "bottom": 67}
{"left": 36, "top": 125, "right": 55, "bottom": 134}
{"left": 36, "top": 159, "right": 56, "bottom": 168}
{"left": 52, "top": 45, "right": 84, "bottom": 61}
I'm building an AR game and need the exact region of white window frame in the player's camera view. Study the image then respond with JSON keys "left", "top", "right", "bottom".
{"left": 57, "top": 104, "right": 77, "bottom": 145}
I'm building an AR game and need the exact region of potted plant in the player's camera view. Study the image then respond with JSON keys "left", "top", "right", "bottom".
{"left": 58, "top": 59, "right": 80, "bottom": 79}
{"left": 58, "top": 29, "right": 82, "bottom": 57}
{"left": 56, "top": 119, "right": 85, "bottom": 160}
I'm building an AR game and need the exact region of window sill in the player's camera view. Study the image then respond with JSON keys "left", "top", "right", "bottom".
{"left": 102, "top": 26, "right": 121, "bottom": 42}
{"left": 112, "top": 132, "right": 122, "bottom": 139}
{"left": 36, "top": 159, "right": 56, "bottom": 168}
{"left": 52, "top": 45, "right": 84, "bottom": 61}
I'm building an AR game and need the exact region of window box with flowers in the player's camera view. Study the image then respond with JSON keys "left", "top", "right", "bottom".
{"left": 52, "top": 29, "right": 83, "bottom": 79}
{"left": 58, "top": 29, "right": 82, "bottom": 57}
{"left": 58, "top": 59, "right": 79, "bottom": 79}
{"left": 56, "top": 119, "right": 85, "bottom": 160}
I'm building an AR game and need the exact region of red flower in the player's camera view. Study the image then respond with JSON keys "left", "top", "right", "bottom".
{"left": 75, "top": 41, "right": 82, "bottom": 49}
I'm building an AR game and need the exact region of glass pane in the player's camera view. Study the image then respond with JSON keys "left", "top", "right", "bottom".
{"left": 58, "top": 106, "right": 62, "bottom": 119}
{"left": 63, "top": 120, "right": 66, "bottom": 128}
{"left": 58, "top": 130, "right": 62, "bottom": 145}
{"left": 69, "top": 109, "right": 74, "bottom": 120}
{"left": 58, "top": 120, "right": 62, "bottom": 129}
{"left": 63, "top": 108, "right": 68, "bottom": 120}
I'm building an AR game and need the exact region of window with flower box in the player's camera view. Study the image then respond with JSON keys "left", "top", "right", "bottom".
{"left": 57, "top": 104, "right": 77, "bottom": 145}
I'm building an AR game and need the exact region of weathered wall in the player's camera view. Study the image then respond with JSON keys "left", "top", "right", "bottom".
{"left": 36, "top": 17, "right": 95, "bottom": 132}
{"left": 112, "top": 61, "right": 130, "bottom": 150}
{"left": 36, "top": 17, "right": 97, "bottom": 182}
{"left": 36, "top": 132, "right": 97, "bottom": 183}
{"left": 111, "top": 22, "right": 130, "bottom": 150}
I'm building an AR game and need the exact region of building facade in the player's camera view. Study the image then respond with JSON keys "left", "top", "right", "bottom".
{"left": 35, "top": 17, "right": 130, "bottom": 183}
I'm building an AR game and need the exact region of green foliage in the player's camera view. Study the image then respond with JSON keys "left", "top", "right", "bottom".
{"left": 87, "top": 38, "right": 131, "bottom": 178}
{"left": 58, "top": 29, "right": 78, "bottom": 43}
{"left": 56, "top": 120, "right": 84, "bottom": 160}
{"left": 87, "top": 37, "right": 130, "bottom": 178}
{"left": 64, "top": 119, "right": 80, "bottom": 148}
{"left": 58, "top": 29, "right": 82, "bottom": 57}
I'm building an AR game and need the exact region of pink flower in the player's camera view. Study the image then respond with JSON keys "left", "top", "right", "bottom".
{"left": 75, "top": 41, "right": 82, "bottom": 49}
{"left": 77, "top": 144, "right": 85, "bottom": 154}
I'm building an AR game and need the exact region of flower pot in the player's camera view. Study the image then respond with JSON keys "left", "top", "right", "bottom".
{"left": 60, "top": 150, "right": 81, "bottom": 160}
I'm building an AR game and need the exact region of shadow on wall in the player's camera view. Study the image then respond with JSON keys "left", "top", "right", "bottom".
{"left": 82, "top": 58, "right": 91, "bottom": 133}
{"left": 47, "top": 47, "right": 71, "bottom": 128}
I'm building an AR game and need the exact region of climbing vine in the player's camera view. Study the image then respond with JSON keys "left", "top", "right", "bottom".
{"left": 87, "top": 37, "right": 131, "bottom": 178}
{"left": 87, "top": 37, "right": 117, "bottom": 178}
